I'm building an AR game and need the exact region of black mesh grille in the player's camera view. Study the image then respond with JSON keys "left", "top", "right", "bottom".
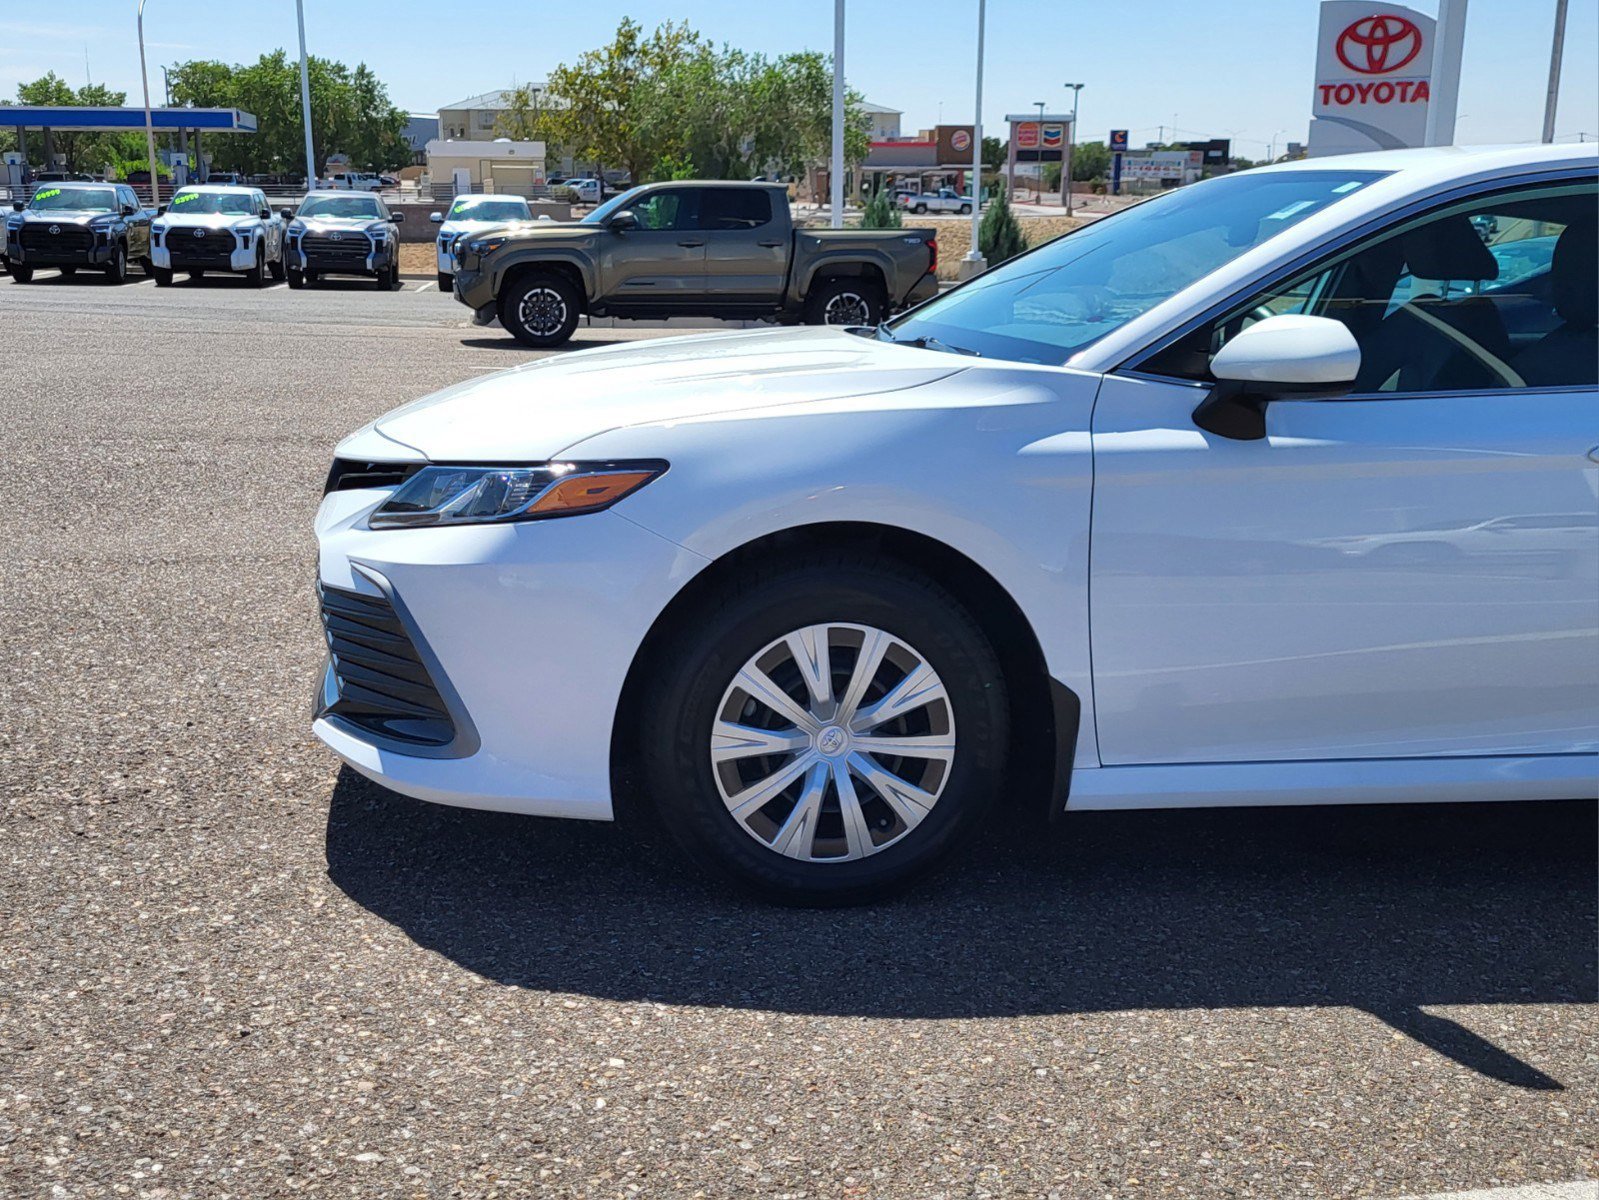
{"left": 319, "top": 584, "right": 455, "bottom": 748}
{"left": 20, "top": 223, "right": 94, "bottom": 252}
{"left": 166, "top": 228, "right": 237, "bottom": 265}
{"left": 300, "top": 232, "right": 370, "bottom": 266}
{"left": 323, "top": 458, "right": 424, "bottom": 495}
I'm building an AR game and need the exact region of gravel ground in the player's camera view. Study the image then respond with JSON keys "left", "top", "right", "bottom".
{"left": 0, "top": 269, "right": 1594, "bottom": 1199}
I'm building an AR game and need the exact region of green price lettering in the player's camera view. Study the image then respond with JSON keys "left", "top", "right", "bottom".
{"left": 35, "top": 188, "right": 61, "bottom": 201}
{"left": 171, "top": 192, "right": 199, "bottom": 205}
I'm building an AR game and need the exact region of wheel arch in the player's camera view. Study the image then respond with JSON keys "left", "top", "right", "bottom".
{"left": 609, "top": 520, "right": 1076, "bottom": 823}
{"left": 498, "top": 255, "right": 592, "bottom": 311}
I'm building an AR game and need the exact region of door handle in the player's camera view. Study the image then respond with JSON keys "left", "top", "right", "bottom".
{"left": 757, "top": 240, "right": 783, "bottom": 248}
{"left": 677, "top": 239, "right": 704, "bottom": 248}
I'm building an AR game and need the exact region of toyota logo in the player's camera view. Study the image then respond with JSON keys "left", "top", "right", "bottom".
{"left": 329, "top": 232, "right": 344, "bottom": 241}
{"left": 48, "top": 224, "right": 60, "bottom": 234}
{"left": 1336, "top": 14, "right": 1423, "bottom": 75}
{"left": 193, "top": 228, "right": 206, "bottom": 238}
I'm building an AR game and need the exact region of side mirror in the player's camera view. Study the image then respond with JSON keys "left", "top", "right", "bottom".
{"left": 390, "top": 211, "right": 404, "bottom": 222}
{"left": 608, "top": 210, "right": 637, "bottom": 232}
{"left": 259, "top": 208, "right": 272, "bottom": 220}
{"left": 1192, "top": 315, "right": 1361, "bottom": 441}
{"left": 121, "top": 204, "right": 137, "bottom": 216}
{"left": 280, "top": 208, "right": 295, "bottom": 220}
{"left": 429, "top": 212, "right": 443, "bottom": 223}
{"left": 12, "top": 201, "right": 23, "bottom": 212}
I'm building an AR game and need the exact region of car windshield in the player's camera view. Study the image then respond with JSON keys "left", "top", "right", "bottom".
{"left": 884, "top": 169, "right": 1388, "bottom": 364}
{"left": 298, "top": 195, "right": 382, "bottom": 220}
{"left": 581, "top": 188, "right": 642, "bottom": 224}
{"left": 448, "top": 197, "right": 531, "bottom": 222}
{"left": 168, "top": 190, "right": 258, "bottom": 216}
{"left": 29, "top": 186, "right": 118, "bottom": 212}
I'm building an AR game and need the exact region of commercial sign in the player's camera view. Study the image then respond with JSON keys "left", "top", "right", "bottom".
{"left": 935, "top": 124, "right": 977, "bottom": 164}
{"left": 1005, "top": 114, "right": 1071, "bottom": 163}
{"left": 1109, "top": 129, "right": 1129, "bottom": 151}
{"left": 1307, "top": 0, "right": 1458, "bottom": 156}
{"left": 1119, "top": 151, "right": 1202, "bottom": 183}
{"left": 1015, "top": 122, "right": 1040, "bottom": 151}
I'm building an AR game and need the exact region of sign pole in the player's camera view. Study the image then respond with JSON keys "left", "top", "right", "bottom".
{"left": 1541, "top": 0, "right": 1568, "bottom": 143}
{"left": 830, "top": 0, "right": 845, "bottom": 229}
{"left": 960, "top": 0, "right": 987, "bottom": 278}
{"left": 1423, "top": 0, "right": 1467, "bottom": 146}
{"left": 296, "top": 0, "right": 317, "bottom": 191}
{"left": 136, "top": 0, "right": 160, "bottom": 207}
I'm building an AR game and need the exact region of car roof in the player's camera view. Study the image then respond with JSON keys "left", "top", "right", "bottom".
{"left": 450, "top": 193, "right": 528, "bottom": 204}
{"left": 176, "top": 185, "right": 257, "bottom": 194}
{"left": 302, "top": 191, "right": 381, "bottom": 200}
{"left": 1255, "top": 142, "right": 1596, "bottom": 181}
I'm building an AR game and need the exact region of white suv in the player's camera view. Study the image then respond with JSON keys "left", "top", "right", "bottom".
{"left": 314, "top": 144, "right": 1597, "bottom": 903}
{"left": 150, "top": 185, "right": 286, "bottom": 285}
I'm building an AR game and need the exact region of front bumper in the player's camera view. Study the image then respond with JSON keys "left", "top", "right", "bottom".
{"left": 312, "top": 485, "right": 707, "bottom": 819}
{"left": 452, "top": 262, "right": 494, "bottom": 313}
{"left": 287, "top": 236, "right": 395, "bottom": 277}
{"left": 8, "top": 239, "right": 117, "bottom": 267}
{"left": 152, "top": 231, "right": 258, "bottom": 272}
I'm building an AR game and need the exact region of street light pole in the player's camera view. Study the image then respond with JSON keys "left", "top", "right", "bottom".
{"left": 1542, "top": 0, "right": 1568, "bottom": 143}
{"left": 960, "top": 0, "right": 987, "bottom": 279}
{"left": 295, "top": 0, "right": 317, "bottom": 191}
{"left": 830, "top": 0, "right": 845, "bottom": 229}
{"left": 1033, "top": 100, "right": 1044, "bottom": 202}
{"left": 136, "top": 0, "right": 160, "bottom": 206}
{"left": 1063, "top": 82, "right": 1083, "bottom": 215}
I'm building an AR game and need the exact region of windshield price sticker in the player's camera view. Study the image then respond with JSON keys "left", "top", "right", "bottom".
{"left": 171, "top": 192, "right": 199, "bottom": 205}
{"left": 34, "top": 188, "right": 61, "bottom": 202}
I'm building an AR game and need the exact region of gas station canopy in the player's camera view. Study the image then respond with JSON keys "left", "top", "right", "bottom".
{"left": 4, "top": 106, "right": 257, "bottom": 133}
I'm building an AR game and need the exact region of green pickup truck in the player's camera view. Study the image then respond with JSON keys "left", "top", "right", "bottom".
{"left": 451, "top": 181, "right": 940, "bottom": 347}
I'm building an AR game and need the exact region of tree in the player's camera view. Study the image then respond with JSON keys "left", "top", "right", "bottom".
{"left": 978, "top": 191, "right": 1027, "bottom": 267}
{"left": 7, "top": 74, "right": 147, "bottom": 173}
{"left": 860, "top": 187, "right": 901, "bottom": 229}
{"left": 981, "top": 135, "right": 1004, "bottom": 172}
{"left": 1071, "top": 140, "right": 1110, "bottom": 181}
{"left": 493, "top": 83, "right": 562, "bottom": 156}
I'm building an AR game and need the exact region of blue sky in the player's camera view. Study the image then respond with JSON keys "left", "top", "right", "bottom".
{"left": 3, "top": 1, "right": 1595, "bottom": 152}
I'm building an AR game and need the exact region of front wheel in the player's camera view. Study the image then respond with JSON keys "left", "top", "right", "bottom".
{"left": 914, "top": 203, "right": 928, "bottom": 214}
{"left": 151, "top": 265, "right": 174, "bottom": 287}
{"left": 637, "top": 556, "right": 1009, "bottom": 904}
{"left": 286, "top": 268, "right": 305, "bottom": 290}
{"left": 10, "top": 264, "right": 34, "bottom": 283}
{"left": 437, "top": 271, "right": 453, "bottom": 291}
{"left": 104, "top": 245, "right": 128, "bottom": 284}
{"left": 384, "top": 262, "right": 402, "bottom": 290}
{"left": 497, "top": 271, "right": 581, "bottom": 347}
{"left": 268, "top": 253, "right": 286, "bottom": 282}
{"left": 803, "top": 276, "right": 885, "bottom": 328}
{"left": 959, "top": 204, "right": 971, "bottom": 214}
{"left": 246, "top": 247, "right": 266, "bottom": 287}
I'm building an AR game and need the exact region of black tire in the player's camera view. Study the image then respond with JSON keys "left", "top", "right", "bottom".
{"left": 60, "top": 266, "right": 78, "bottom": 278}
{"left": 268, "top": 253, "right": 286, "bottom": 281}
{"left": 914, "top": 203, "right": 928, "bottom": 214}
{"left": 497, "top": 270, "right": 581, "bottom": 347}
{"left": 246, "top": 247, "right": 266, "bottom": 287}
{"left": 286, "top": 269, "right": 304, "bottom": 290}
{"left": 959, "top": 204, "right": 971, "bottom": 214}
{"left": 384, "top": 262, "right": 402, "bottom": 290}
{"left": 105, "top": 244, "right": 128, "bottom": 284}
{"left": 437, "top": 271, "right": 453, "bottom": 291}
{"left": 140, "top": 257, "right": 155, "bottom": 277}
{"left": 151, "top": 265, "right": 174, "bottom": 287}
{"left": 803, "top": 276, "right": 885, "bottom": 327}
{"left": 637, "top": 554, "right": 1009, "bottom": 905}
{"left": 10, "top": 264, "right": 34, "bottom": 283}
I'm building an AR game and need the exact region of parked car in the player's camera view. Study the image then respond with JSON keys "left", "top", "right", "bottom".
{"left": 4, "top": 182, "right": 152, "bottom": 283}
{"left": 205, "top": 172, "right": 244, "bottom": 186}
{"left": 452, "top": 180, "right": 937, "bottom": 346}
{"left": 149, "top": 185, "right": 286, "bottom": 286}
{"left": 900, "top": 188, "right": 974, "bottom": 215}
{"left": 429, "top": 193, "right": 535, "bottom": 290}
{"left": 327, "top": 172, "right": 383, "bottom": 192}
{"left": 281, "top": 191, "right": 403, "bottom": 289}
{"left": 314, "top": 144, "right": 1597, "bottom": 903}
{"left": 564, "top": 178, "right": 602, "bottom": 204}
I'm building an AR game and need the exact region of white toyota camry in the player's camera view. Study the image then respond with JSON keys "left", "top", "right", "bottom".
{"left": 315, "top": 144, "right": 1598, "bottom": 903}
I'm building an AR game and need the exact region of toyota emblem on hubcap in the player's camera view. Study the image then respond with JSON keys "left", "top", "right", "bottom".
{"left": 816, "top": 726, "right": 849, "bottom": 756}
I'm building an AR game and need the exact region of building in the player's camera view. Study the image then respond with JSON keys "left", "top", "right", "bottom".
{"left": 437, "top": 88, "right": 548, "bottom": 141}
{"left": 424, "top": 138, "right": 547, "bottom": 196}
{"left": 400, "top": 113, "right": 439, "bottom": 165}
{"left": 860, "top": 101, "right": 903, "bottom": 142}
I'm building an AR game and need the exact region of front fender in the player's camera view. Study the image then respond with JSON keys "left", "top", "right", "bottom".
{"left": 490, "top": 247, "right": 599, "bottom": 301}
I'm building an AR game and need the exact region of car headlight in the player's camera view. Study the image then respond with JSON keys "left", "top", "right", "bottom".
{"left": 288, "top": 221, "right": 306, "bottom": 235}
{"left": 367, "top": 462, "right": 665, "bottom": 529}
{"left": 465, "top": 236, "right": 508, "bottom": 256}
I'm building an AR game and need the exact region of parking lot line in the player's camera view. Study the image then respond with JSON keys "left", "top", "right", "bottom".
{"left": 413, "top": 280, "right": 436, "bottom": 292}
{"left": 1388, "top": 1182, "right": 1597, "bottom": 1199}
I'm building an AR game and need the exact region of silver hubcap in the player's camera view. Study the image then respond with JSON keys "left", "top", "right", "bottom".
{"left": 823, "top": 291, "right": 870, "bottom": 325}
{"left": 711, "top": 623, "right": 955, "bottom": 863}
{"left": 517, "top": 286, "right": 568, "bottom": 336}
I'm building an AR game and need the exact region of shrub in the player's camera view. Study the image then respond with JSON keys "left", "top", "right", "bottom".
{"left": 860, "top": 188, "right": 901, "bottom": 229}
{"left": 978, "top": 191, "right": 1026, "bottom": 267}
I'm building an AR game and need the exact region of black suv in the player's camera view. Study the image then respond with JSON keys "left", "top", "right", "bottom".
{"left": 281, "top": 192, "right": 404, "bottom": 289}
{"left": 5, "top": 183, "right": 153, "bottom": 283}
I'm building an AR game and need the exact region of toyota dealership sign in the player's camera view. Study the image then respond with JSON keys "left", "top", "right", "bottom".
{"left": 1308, "top": 1, "right": 1458, "bottom": 156}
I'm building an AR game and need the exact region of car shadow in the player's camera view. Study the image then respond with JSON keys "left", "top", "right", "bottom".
{"left": 168, "top": 274, "right": 285, "bottom": 288}
{"left": 324, "top": 768, "right": 1595, "bottom": 1091}
{"left": 457, "top": 336, "right": 634, "bottom": 352}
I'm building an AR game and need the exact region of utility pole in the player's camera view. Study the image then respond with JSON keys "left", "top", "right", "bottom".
{"left": 830, "top": 0, "right": 845, "bottom": 229}
{"left": 1033, "top": 100, "right": 1045, "bottom": 203}
{"left": 296, "top": 0, "right": 317, "bottom": 190}
{"left": 136, "top": 0, "right": 160, "bottom": 206}
{"left": 960, "top": 0, "right": 987, "bottom": 279}
{"left": 1063, "top": 83, "right": 1083, "bottom": 214}
{"left": 1542, "top": 0, "right": 1568, "bottom": 143}
{"left": 1425, "top": 0, "right": 1468, "bottom": 145}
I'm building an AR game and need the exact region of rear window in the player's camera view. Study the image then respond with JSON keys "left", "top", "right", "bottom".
{"left": 699, "top": 189, "right": 772, "bottom": 231}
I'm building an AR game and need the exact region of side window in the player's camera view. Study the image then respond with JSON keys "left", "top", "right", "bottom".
{"left": 696, "top": 189, "right": 772, "bottom": 231}
{"left": 1146, "top": 178, "right": 1597, "bottom": 393}
{"left": 630, "top": 189, "right": 693, "bottom": 231}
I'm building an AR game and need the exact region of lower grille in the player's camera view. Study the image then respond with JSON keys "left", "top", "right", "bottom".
{"left": 318, "top": 584, "right": 455, "bottom": 748}
{"left": 167, "top": 229, "right": 237, "bottom": 265}
{"left": 20, "top": 224, "right": 94, "bottom": 253}
{"left": 300, "top": 233, "right": 370, "bottom": 267}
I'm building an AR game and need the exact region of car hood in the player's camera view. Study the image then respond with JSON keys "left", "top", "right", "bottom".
{"left": 364, "top": 327, "right": 964, "bottom": 461}
{"left": 439, "top": 217, "right": 538, "bottom": 237}
{"left": 19, "top": 210, "right": 115, "bottom": 223}
{"left": 294, "top": 216, "right": 385, "bottom": 233}
{"left": 159, "top": 212, "right": 257, "bottom": 228}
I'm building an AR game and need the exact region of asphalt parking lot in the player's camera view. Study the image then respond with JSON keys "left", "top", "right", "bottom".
{"left": 1, "top": 267, "right": 1594, "bottom": 1199}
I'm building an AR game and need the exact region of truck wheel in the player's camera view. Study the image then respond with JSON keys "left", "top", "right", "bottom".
{"left": 804, "top": 277, "right": 884, "bottom": 328}
{"left": 105, "top": 244, "right": 128, "bottom": 284}
{"left": 151, "top": 266, "right": 174, "bottom": 287}
{"left": 385, "top": 262, "right": 403, "bottom": 290}
{"left": 286, "top": 269, "right": 304, "bottom": 290}
{"left": 959, "top": 203, "right": 971, "bottom": 214}
{"left": 498, "top": 271, "right": 581, "bottom": 347}
{"left": 437, "top": 271, "right": 452, "bottom": 291}
{"left": 268, "top": 254, "right": 286, "bottom": 282}
{"left": 914, "top": 203, "right": 928, "bottom": 214}
{"left": 246, "top": 247, "right": 266, "bottom": 287}
{"left": 10, "top": 265, "right": 34, "bottom": 284}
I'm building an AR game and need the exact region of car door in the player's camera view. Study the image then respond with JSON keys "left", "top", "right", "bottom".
{"left": 1088, "top": 173, "right": 1599, "bottom": 766}
{"left": 596, "top": 187, "right": 706, "bottom": 304}
{"left": 697, "top": 188, "right": 786, "bottom": 302}
{"left": 120, "top": 186, "right": 151, "bottom": 255}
